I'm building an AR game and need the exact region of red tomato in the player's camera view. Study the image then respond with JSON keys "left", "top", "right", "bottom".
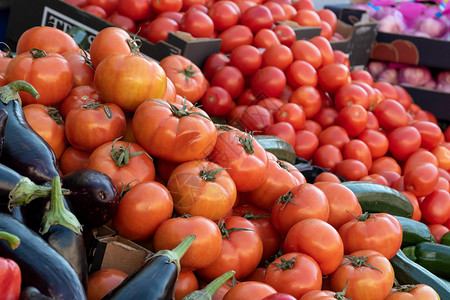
{"left": 264, "top": 122, "right": 296, "bottom": 147}
{"left": 262, "top": 293, "right": 296, "bottom": 300}
{"left": 23, "top": 104, "right": 67, "bottom": 159}
{"left": 146, "top": 17, "right": 179, "bottom": 43}
{"left": 261, "top": 44, "right": 293, "bottom": 71}
{"left": 309, "top": 36, "right": 335, "bottom": 66}
{"left": 387, "top": 126, "right": 422, "bottom": 162}
{"left": 86, "top": 140, "right": 156, "bottom": 193}
{"left": 303, "top": 120, "right": 322, "bottom": 136}
{"left": 159, "top": 55, "right": 207, "bottom": 103}
{"left": 294, "top": 130, "right": 319, "bottom": 160}
{"left": 342, "top": 139, "right": 372, "bottom": 171}
{"left": 6, "top": 50, "right": 73, "bottom": 106}
{"left": 404, "top": 162, "right": 439, "bottom": 198}
{"left": 233, "top": 204, "right": 283, "bottom": 263}
{"left": 318, "top": 125, "right": 350, "bottom": 151}
{"left": 94, "top": 54, "right": 166, "bottom": 111}
{"left": 319, "top": 21, "right": 333, "bottom": 41}
{"left": 59, "top": 85, "right": 100, "bottom": 119}
{"left": 113, "top": 181, "right": 173, "bottom": 241}
{"left": 317, "top": 63, "right": 351, "bottom": 95}
{"left": 15, "top": 26, "right": 79, "bottom": 55}
{"left": 358, "top": 129, "right": 389, "bottom": 159}
{"left": 314, "top": 172, "right": 341, "bottom": 183}
{"left": 420, "top": 189, "right": 450, "bottom": 225}
{"left": 370, "top": 156, "right": 402, "bottom": 175}
{"left": 223, "top": 281, "right": 276, "bottom": 300}
{"left": 65, "top": 103, "right": 126, "bottom": 153}
{"left": 201, "top": 86, "right": 233, "bottom": 117}
{"left": 151, "top": 0, "right": 182, "bottom": 13}
{"left": 167, "top": 160, "right": 237, "bottom": 220}
{"left": 254, "top": 28, "right": 281, "bottom": 50}
{"left": 208, "top": 130, "right": 268, "bottom": 192}
{"left": 59, "top": 146, "right": 90, "bottom": 175}
{"left": 410, "top": 120, "right": 444, "bottom": 150}
{"left": 290, "top": 40, "right": 323, "bottom": 70}
{"left": 87, "top": 268, "right": 128, "bottom": 300}
{"left": 339, "top": 212, "right": 403, "bottom": 259}
{"left": 116, "top": 0, "right": 150, "bottom": 21}
{"left": 333, "top": 83, "right": 370, "bottom": 111}
{"left": 153, "top": 216, "right": 222, "bottom": 270}
{"left": 292, "top": 9, "right": 321, "bottom": 27}
{"left": 229, "top": 45, "right": 262, "bottom": 76}
{"left": 258, "top": 97, "right": 285, "bottom": 116}
{"left": 264, "top": 252, "right": 322, "bottom": 299}
{"left": 384, "top": 284, "right": 440, "bottom": 300}
{"left": 432, "top": 145, "right": 450, "bottom": 172}
{"left": 107, "top": 13, "right": 137, "bottom": 33}
{"left": 313, "top": 144, "right": 343, "bottom": 173}
{"left": 61, "top": 50, "right": 95, "bottom": 87}
{"left": 335, "top": 104, "right": 368, "bottom": 138}
{"left": 240, "top": 5, "right": 274, "bottom": 34}
{"left": 393, "top": 85, "right": 413, "bottom": 110}
{"left": 211, "top": 65, "right": 245, "bottom": 99}
{"left": 208, "top": 0, "right": 240, "bottom": 32}
{"left": 286, "top": 60, "right": 318, "bottom": 88}
{"left": 196, "top": 216, "right": 263, "bottom": 280}
{"left": 87, "top": 0, "right": 117, "bottom": 16}
{"left": 329, "top": 250, "right": 395, "bottom": 300}
{"left": 274, "top": 103, "right": 306, "bottom": 131}
{"left": 373, "top": 81, "right": 398, "bottom": 101}
{"left": 335, "top": 159, "right": 369, "bottom": 181}
{"left": 243, "top": 152, "right": 305, "bottom": 211}
{"left": 333, "top": 50, "right": 350, "bottom": 68}
{"left": 373, "top": 99, "right": 409, "bottom": 132}
{"left": 271, "top": 183, "right": 329, "bottom": 236}
{"left": 289, "top": 85, "right": 322, "bottom": 119}
{"left": 366, "top": 111, "right": 380, "bottom": 130}
{"left": 350, "top": 69, "right": 374, "bottom": 86}
{"left": 284, "top": 218, "right": 344, "bottom": 275}
{"left": 218, "top": 25, "right": 254, "bottom": 54}
{"left": 174, "top": 271, "right": 199, "bottom": 300}
{"left": 272, "top": 24, "right": 296, "bottom": 47}
{"left": 317, "top": 8, "right": 338, "bottom": 33}
{"left": 264, "top": 1, "right": 286, "bottom": 23}
{"left": 180, "top": 9, "right": 214, "bottom": 38}
{"left": 313, "top": 107, "right": 338, "bottom": 129}
{"left": 202, "top": 53, "right": 230, "bottom": 82}
{"left": 251, "top": 66, "right": 287, "bottom": 98}
{"left": 240, "top": 105, "right": 274, "bottom": 133}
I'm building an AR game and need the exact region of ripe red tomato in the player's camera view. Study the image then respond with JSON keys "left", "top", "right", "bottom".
{"left": 264, "top": 122, "right": 296, "bottom": 147}
{"left": 113, "top": 181, "right": 173, "bottom": 241}
{"left": 87, "top": 268, "right": 128, "bottom": 300}
{"left": 285, "top": 60, "right": 318, "bottom": 89}
{"left": 410, "top": 120, "right": 444, "bottom": 150}
{"left": 420, "top": 189, "right": 450, "bottom": 225}
{"left": 218, "top": 25, "right": 254, "bottom": 54}
{"left": 342, "top": 139, "right": 372, "bottom": 171}
{"left": 94, "top": 54, "right": 166, "bottom": 111}
{"left": 274, "top": 103, "right": 306, "bottom": 131}
{"left": 313, "top": 107, "right": 338, "bottom": 129}
{"left": 202, "top": 53, "right": 230, "bottom": 81}
{"left": 290, "top": 40, "right": 323, "bottom": 70}
{"left": 261, "top": 44, "right": 293, "bottom": 71}
{"left": 404, "top": 162, "right": 439, "bottom": 197}
{"left": 87, "top": 0, "right": 117, "bottom": 16}
{"left": 373, "top": 99, "right": 409, "bottom": 132}
{"left": 333, "top": 83, "right": 370, "bottom": 111}
{"left": 317, "top": 8, "right": 338, "bottom": 33}
{"left": 387, "top": 126, "right": 422, "bottom": 162}
{"left": 153, "top": 216, "right": 222, "bottom": 270}
{"left": 167, "top": 160, "right": 237, "bottom": 220}
{"left": 229, "top": 45, "right": 262, "bottom": 76}
{"left": 330, "top": 250, "right": 395, "bottom": 300}
{"left": 59, "top": 85, "right": 100, "bottom": 119}
{"left": 264, "top": 1, "right": 286, "bottom": 23}
{"left": 240, "top": 105, "right": 274, "bottom": 132}
{"left": 208, "top": 0, "right": 240, "bottom": 32}
{"left": 15, "top": 26, "right": 79, "bottom": 55}
{"left": 223, "top": 281, "right": 276, "bottom": 300}
{"left": 313, "top": 144, "right": 343, "bottom": 173}
{"left": 174, "top": 271, "right": 199, "bottom": 300}
{"left": 294, "top": 130, "right": 319, "bottom": 160}
{"left": 159, "top": 55, "right": 207, "bottom": 103}
{"left": 318, "top": 125, "right": 350, "bottom": 151}
{"left": 284, "top": 218, "right": 344, "bottom": 275}
{"left": 271, "top": 183, "right": 329, "bottom": 236}
{"left": 211, "top": 65, "right": 245, "bottom": 99}
{"left": 65, "top": 103, "right": 126, "bottom": 153}
{"left": 309, "top": 36, "right": 335, "bottom": 66}
{"left": 292, "top": 9, "right": 321, "bottom": 27}
{"left": 240, "top": 5, "right": 274, "bottom": 34}
{"left": 264, "top": 252, "right": 322, "bottom": 299}
{"left": 196, "top": 216, "right": 263, "bottom": 280}
{"left": 180, "top": 9, "right": 214, "bottom": 38}
{"left": 107, "top": 13, "right": 137, "bottom": 33}
{"left": 61, "top": 51, "right": 94, "bottom": 87}
{"left": 358, "top": 129, "right": 389, "bottom": 159}
{"left": 272, "top": 24, "right": 296, "bottom": 47}
{"left": 385, "top": 284, "right": 440, "bottom": 300}
{"left": 254, "top": 28, "right": 281, "bottom": 50}
{"left": 317, "top": 63, "right": 351, "bottom": 95}
{"left": 335, "top": 159, "right": 369, "bottom": 181}
{"left": 116, "top": 0, "right": 150, "bottom": 21}
{"left": 59, "top": 146, "right": 90, "bottom": 175}
{"left": 251, "top": 66, "right": 287, "bottom": 98}
{"left": 208, "top": 130, "right": 269, "bottom": 192}
{"left": 335, "top": 104, "right": 368, "bottom": 138}
{"left": 146, "top": 17, "right": 179, "bottom": 43}
{"left": 6, "top": 50, "right": 73, "bottom": 106}
{"left": 200, "top": 86, "right": 233, "bottom": 117}
{"left": 339, "top": 212, "right": 403, "bottom": 259}
{"left": 373, "top": 81, "right": 398, "bottom": 101}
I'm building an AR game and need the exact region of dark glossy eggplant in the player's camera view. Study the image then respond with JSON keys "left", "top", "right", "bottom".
{"left": 0, "top": 212, "right": 86, "bottom": 299}
{"left": 294, "top": 157, "right": 346, "bottom": 183}
{"left": 20, "top": 287, "right": 54, "bottom": 300}
{"left": 0, "top": 108, "right": 7, "bottom": 158}
{"left": 103, "top": 235, "right": 196, "bottom": 300}
{"left": 62, "top": 169, "right": 120, "bottom": 229}
{"left": 0, "top": 81, "right": 89, "bottom": 290}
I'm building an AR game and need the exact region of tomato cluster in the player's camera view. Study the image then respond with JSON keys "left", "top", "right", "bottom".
{"left": 1, "top": 2, "right": 449, "bottom": 297}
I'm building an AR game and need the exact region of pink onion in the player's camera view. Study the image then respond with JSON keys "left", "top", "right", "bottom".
{"left": 378, "top": 15, "right": 406, "bottom": 34}
{"left": 377, "top": 68, "right": 398, "bottom": 84}
{"left": 367, "top": 61, "right": 388, "bottom": 79}
{"left": 415, "top": 16, "right": 448, "bottom": 39}
{"left": 398, "top": 66, "right": 434, "bottom": 87}
{"left": 436, "top": 70, "right": 450, "bottom": 92}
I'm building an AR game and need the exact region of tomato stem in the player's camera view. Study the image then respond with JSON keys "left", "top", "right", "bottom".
{"left": 174, "top": 65, "right": 197, "bottom": 85}
{"left": 126, "top": 35, "right": 142, "bottom": 56}
{"left": 110, "top": 138, "right": 152, "bottom": 167}
{"left": 237, "top": 132, "right": 255, "bottom": 154}
{"left": 276, "top": 160, "right": 290, "bottom": 171}
{"left": 241, "top": 210, "right": 270, "bottom": 220}
{"left": 45, "top": 106, "right": 64, "bottom": 125}
{"left": 269, "top": 257, "right": 296, "bottom": 271}
{"left": 81, "top": 102, "right": 112, "bottom": 119}
{"left": 199, "top": 168, "right": 228, "bottom": 181}
{"left": 341, "top": 255, "right": 382, "bottom": 272}
{"left": 30, "top": 48, "right": 47, "bottom": 59}
{"left": 390, "top": 284, "right": 417, "bottom": 294}
{"left": 0, "top": 42, "right": 13, "bottom": 58}
{"left": 0, "top": 231, "right": 20, "bottom": 250}
{"left": 218, "top": 221, "right": 252, "bottom": 240}
{"left": 277, "top": 191, "right": 296, "bottom": 211}
{"left": 215, "top": 124, "right": 235, "bottom": 131}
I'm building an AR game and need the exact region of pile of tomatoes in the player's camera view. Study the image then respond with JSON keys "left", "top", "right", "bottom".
{"left": 1, "top": 0, "right": 450, "bottom": 298}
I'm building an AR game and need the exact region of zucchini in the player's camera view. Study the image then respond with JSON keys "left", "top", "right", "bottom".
{"left": 441, "top": 231, "right": 450, "bottom": 246}
{"left": 389, "top": 249, "right": 450, "bottom": 299}
{"left": 402, "top": 242, "right": 450, "bottom": 280}
{"left": 340, "top": 181, "right": 414, "bottom": 218}
{"left": 394, "top": 216, "right": 436, "bottom": 247}
{"left": 253, "top": 135, "right": 296, "bottom": 165}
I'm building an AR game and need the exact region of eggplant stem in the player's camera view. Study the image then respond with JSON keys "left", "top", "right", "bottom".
{"left": 40, "top": 176, "right": 82, "bottom": 235}
{"left": 0, "top": 231, "right": 20, "bottom": 250}
{"left": 182, "top": 270, "right": 235, "bottom": 299}
{"left": 8, "top": 177, "right": 71, "bottom": 210}
{"left": 150, "top": 235, "right": 196, "bottom": 274}
{"left": 0, "top": 80, "right": 40, "bottom": 106}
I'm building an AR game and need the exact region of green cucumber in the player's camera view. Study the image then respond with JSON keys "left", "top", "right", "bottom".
{"left": 402, "top": 242, "right": 450, "bottom": 280}
{"left": 441, "top": 231, "right": 450, "bottom": 246}
{"left": 253, "top": 135, "right": 296, "bottom": 165}
{"left": 389, "top": 249, "right": 450, "bottom": 299}
{"left": 340, "top": 181, "right": 414, "bottom": 218}
{"left": 394, "top": 216, "right": 436, "bottom": 247}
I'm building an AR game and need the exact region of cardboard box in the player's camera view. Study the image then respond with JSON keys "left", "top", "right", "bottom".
{"left": 401, "top": 85, "right": 450, "bottom": 122}
{"left": 87, "top": 226, "right": 153, "bottom": 275}
{"left": 330, "top": 16, "right": 379, "bottom": 69}
{"left": 6, "top": 0, "right": 221, "bottom": 67}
